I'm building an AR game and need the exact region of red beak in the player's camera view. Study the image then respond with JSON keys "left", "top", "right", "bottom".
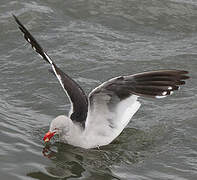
{"left": 43, "top": 131, "right": 56, "bottom": 142}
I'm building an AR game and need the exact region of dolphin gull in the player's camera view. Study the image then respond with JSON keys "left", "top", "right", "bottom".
{"left": 13, "top": 15, "right": 190, "bottom": 149}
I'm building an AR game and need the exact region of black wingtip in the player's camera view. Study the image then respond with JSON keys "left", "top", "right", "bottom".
{"left": 12, "top": 14, "right": 16, "bottom": 19}
{"left": 13, "top": 14, "right": 52, "bottom": 64}
{"left": 124, "top": 69, "right": 190, "bottom": 99}
{"left": 12, "top": 14, "right": 23, "bottom": 28}
{"left": 12, "top": 14, "right": 21, "bottom": 29}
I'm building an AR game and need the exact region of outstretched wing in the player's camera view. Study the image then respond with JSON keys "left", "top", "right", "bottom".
{"left": 13, "top": 15, "right": 88, "bottom": 126}
{"left": 89, "top": 70, "right": 189, "bottom": 99}
{"left": 84, "top": 70, "right": 189, "bottom": 146}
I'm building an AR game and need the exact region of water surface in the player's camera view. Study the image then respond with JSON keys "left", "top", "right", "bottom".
{"left": 0, "top": 0, "right": 196, "bottom": 179}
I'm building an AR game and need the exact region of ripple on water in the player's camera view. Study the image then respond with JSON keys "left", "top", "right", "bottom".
{"left": 0, "top": 0, "right": 196, "bottom": 179}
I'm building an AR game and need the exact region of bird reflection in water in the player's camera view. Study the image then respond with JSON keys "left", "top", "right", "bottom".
{"left": 42, "top": 144, "right": 56, "bottom": 159}
{"left": 27, "top": 142, "right": 86, "bottom": 179}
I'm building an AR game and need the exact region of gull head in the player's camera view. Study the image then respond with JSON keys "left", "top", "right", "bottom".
{"left": 43, "top": 115, "right": 70, "bottom": 143}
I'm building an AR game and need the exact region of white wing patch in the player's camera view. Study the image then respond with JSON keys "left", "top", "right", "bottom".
{"left": 44, "top": 52, "right": 53, "bottom": 64}
{"left": 155, "top": 95, "right": 167, "bottom": 99}
{"left": 84, "top": 94, "right": 141, "bottom": 148}
{"left": 162, "top": 91, "right": 167, "bottom": 96}
{"left": 51, "top": 63, "right": 74, "bottom": 115}
{"left": 115, "top": 95, "right": 141, "bottom": 129}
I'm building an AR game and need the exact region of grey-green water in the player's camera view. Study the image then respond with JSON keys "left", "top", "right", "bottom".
{"left": 0, "top": 0, "right": 196, "bottom": 179}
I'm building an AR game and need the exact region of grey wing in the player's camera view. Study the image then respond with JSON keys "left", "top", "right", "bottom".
{"left": 86, "top": 70, "right": 189, "bottom": 129}
{"left": 13, "top": 15, "right": 88, "bottom": 125}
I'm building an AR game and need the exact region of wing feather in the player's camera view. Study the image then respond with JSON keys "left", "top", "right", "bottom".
{"left": 85, "top": 70, "right": 189, "bottom": 146}
{"left": 90, "top": 70, "right": 189, "bottom": 99}
{"left": 13, "top": 15, "right": 88, "bottom": 125}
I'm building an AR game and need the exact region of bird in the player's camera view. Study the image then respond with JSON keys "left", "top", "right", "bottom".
{"left": 13, "top": 15, "right": 190, "bottom": 149}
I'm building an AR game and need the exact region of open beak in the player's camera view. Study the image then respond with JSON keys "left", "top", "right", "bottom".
{"left": 43, "top": 131, "right": 56, "bottom": 143}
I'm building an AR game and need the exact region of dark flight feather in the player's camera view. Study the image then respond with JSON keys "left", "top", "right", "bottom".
{"left": 13, "top": 14, "right": 88, "bottom": 126}
{"left": 90, "top": 70, "right": 189, "bottom": 100}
